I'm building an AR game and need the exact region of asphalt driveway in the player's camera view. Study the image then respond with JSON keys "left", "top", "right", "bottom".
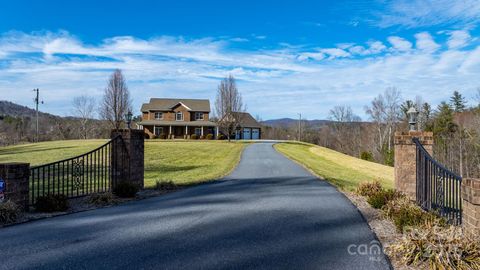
{"left": 0, "top": 142, "right": 390, "bottom": 270}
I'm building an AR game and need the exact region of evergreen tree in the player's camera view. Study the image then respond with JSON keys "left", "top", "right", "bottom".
{"left": 400, "top": 100, "right": 415, "bottom": 120}
{"left": 433, "top": 102, "right": 457, "bottom": 135}
{"left": 450, "top": 91, "right": 467, "bottom": 112}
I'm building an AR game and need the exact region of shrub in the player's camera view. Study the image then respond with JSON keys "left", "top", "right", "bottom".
{"left": 388, "top": 222, "right": 480, "bottom": 269}
{"left": 88, "top": 192, "right": 116, "bottom": 206}
{"left": 356, "top": 181, "right": 383, "bottom": 197}
{"left": 0, "top": 200, "right": 20, "bottom": 224}
{"left": 367, "top": 189, "right": 403, "bottom": 209}
{"left": 190, "top": 134, "right": 198, "bottom": 140}
{"left": 35, "top": 194, "right": 69, "bottom": 212}
{"left": 382, "top": 197, "right": 443, "bottom": 232}
{"left": 159, "top": 133, "right": 167, "bottom": 139}
{"left": 155, "top": 180, "right": 178, "bottom": 191}
{"left": 206, "top": 134, "right": 214, "bottom": 140}
{"left": 149, "top": 134, "right": 156, "bottom": 139}
{"left": 217, "top": 134, "right": 225, "bottom": 140}
{"left": 113, "top": 181, "right": 138, "bottom": 198}
{"left": 360, "top": 151, "right": 374, "bottom": 161}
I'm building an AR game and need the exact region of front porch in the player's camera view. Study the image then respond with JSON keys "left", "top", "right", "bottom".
{"left": 144, "top": 124, "right": 218, "bottom": 139}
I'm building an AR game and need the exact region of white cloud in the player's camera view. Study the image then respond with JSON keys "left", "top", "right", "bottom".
{"left": 415, "top": 32, "right": 440, "bottom": 52}
{"left": 387, "top": 36, "right": 412, "bottom": 51}
{"left": 319, "top": 48, "right": 350, "bottom": 59}
{"left": 447, "top": 30, "right": 472, "bottom": 49}
{"left": 375, "top": 0, "right": 480, "bottom": 28}
{"left": 1, "top": 30, "right": 480, "bottom": 119}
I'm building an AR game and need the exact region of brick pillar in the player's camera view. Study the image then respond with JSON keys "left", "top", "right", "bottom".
{"left": 0, "top": 163, "right": 30, "bottom": 209}
{"left": 394, "top": 131, "right": 433, "bottom": 200}
{"left": 111, "top": 129, "right": 145, "bottom": 189}
{"left": 461, "top": 178, "right": 480, "bottom": 233}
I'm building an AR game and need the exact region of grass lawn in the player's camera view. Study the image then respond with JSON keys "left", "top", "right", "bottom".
{"left": 275, "top": 142, "right": 393, "bottom": 191}
{"left": 0, "top": 140, "right": 247, "bottom": 188}
{"left": 144, "top": 140, "right": 246, "bottom": 187}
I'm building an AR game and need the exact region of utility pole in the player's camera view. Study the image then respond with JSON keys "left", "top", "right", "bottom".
{"left": 33, "top": 88, "right": 42, "bottom": 142}
{"left": 298, "top": 113, "right": 302, "bottom": 141}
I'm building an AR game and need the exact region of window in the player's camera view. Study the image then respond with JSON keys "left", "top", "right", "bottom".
{"left": 176, "top": 112, "right": 183, "bottom": 121}
{"left": 154, "top": 112, "right": 163, "bottom": 120}
{"left": 154, "top": 127, "right": 163, "bottom": 136}
{"left": 195, "top": 128, "right": 202, "bottom": 136}
{"left": 195, "top": 112, "right": 204, "bottom": 120}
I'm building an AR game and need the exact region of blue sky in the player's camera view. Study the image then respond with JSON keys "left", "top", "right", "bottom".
{"left": 1, "top": 0, "right": 480, "bottom": 119}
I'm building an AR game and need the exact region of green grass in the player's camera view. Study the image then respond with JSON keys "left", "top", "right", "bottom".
{"left": 0, "top": 139, "right": 247, "bottom": 188}
{"left": 275, "top": 142, "right": 394, "bottom": 191}
{"left": 0, "top": 139, "right": 109, "bottom": 165}
{"left": 144, "top": 140, "right": 246, "bottom": 187}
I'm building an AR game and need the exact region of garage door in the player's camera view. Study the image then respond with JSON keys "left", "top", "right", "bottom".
{"left": 243, "top": 128, "right": 251, "bottom": 140}
{"left": 235, "top": 130, "right": 241, "bottom": 140}
{"left": 251, "top": 129, "right": 260, "bottom": 140}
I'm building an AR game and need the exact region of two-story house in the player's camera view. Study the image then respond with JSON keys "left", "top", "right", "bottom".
{"left": 138, "top": 98, "right": 218, "bottom": 139}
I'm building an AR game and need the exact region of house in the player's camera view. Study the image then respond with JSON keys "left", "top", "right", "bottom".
{"left": 230, "top": 112, "right": 262, "bottom": 140}
{"left": 138, "top": 98, "right": 218, "bottom": 139}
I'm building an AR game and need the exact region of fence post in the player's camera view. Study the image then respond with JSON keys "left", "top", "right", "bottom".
{"left": 110, "top": 129, "right": 145, "bottom": 189}
{"left": 461, "top": 178, "right": 480, "bottom": 233}
{"left": 0, "top": 163, "right": 30, "bottom": 210}
{"left": 394, "top": 131, "right": 433, "bottom": 200}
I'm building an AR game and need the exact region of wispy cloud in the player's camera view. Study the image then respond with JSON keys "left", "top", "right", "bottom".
{"left": 0, "top": 29, "right": 480, "bottom": 119}
{"left": 374, "top": 0, "right": 480, "bottom": 28}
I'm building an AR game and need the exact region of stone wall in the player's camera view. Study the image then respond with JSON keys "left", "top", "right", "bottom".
{"left": 461, "top": 178, "right": 480, "bottom": 233}
{"left": 394, "top": 131, "right": 433, "bottom": 200}
{"left": 0, "top": 163, "right": 30, "bottom": 209}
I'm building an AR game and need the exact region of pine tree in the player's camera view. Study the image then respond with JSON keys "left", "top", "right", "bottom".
{"left": 450, "top": 91, "right": 467, "bottom": 112}
{"left": 433, "top": 102, "right": 457, "bottom": 135}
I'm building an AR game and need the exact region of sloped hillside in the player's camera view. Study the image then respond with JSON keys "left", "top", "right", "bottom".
{"left": 275, "top": 142, "right": 394, "bottom": 191}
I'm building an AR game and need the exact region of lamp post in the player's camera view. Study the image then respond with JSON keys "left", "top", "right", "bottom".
{"left": 407, "top": 106, "right": 419, "bottom": 131}
{"left": 125, "top": 111, "right": 133, "bottom": 129}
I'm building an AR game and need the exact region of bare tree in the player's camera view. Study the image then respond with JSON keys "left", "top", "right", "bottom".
{"left": 364, "top": 87, "right": 402, "bottom": 164}
{"left": 100, "top": 69, "right": 132, "bottom": 130}
{"left": 215, "top": 75, "right": 245, "bottom": 141}
{"left": 328, "top": 105, "right": 362, "bottom": 155}
{"left": 72, "top": 95, "right": 96, "bottom": 139}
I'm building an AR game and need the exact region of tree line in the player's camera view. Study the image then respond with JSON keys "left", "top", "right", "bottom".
{"left": 263, "top": 88, "right": 480, "bottom": 178}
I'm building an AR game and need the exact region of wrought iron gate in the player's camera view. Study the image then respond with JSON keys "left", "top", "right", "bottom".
{"left": 29, "top": 135, "right": 129, "bottom": 205}
{"left": 414, "top": 137, "right": 462, "bottom": 225}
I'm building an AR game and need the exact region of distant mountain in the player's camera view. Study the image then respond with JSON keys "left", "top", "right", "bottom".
{"left": 0, "top": 100, "right": 108, "bottom": 145}
{"left": 261, "top": 118, "right": 332, "bottom": 129}
{"left": 0, "top": 100, "right": 60, "bottom": 119}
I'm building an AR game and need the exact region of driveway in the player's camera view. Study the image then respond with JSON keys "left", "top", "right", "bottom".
{"left": 0, "top": 143, "right": 390, "bottom": 270}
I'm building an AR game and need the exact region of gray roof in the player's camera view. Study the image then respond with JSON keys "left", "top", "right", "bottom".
{"left": 235, "top": 112, "right": 262, "bottom": 128}
{"left": 141, "top": 98, "right": 210, "bottom": 112}
{"left": 138, "top": 120, "right": 217, "bottom": 127}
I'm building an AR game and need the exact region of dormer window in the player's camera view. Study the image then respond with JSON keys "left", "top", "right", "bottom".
{"left": 176, "top": 112, "right": 184, "bottom": 121}
{"left": 154, "top": 112, "right": 163, "bottom": 120}
{"left": 195, "top": 112, "right": 204, "bottom": 120}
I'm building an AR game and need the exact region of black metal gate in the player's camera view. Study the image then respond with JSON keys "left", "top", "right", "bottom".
{"left": 414, "top": 137, "right": 462, "bottom": 225}
{"left": 29, "top": 135, "right": 129, "bottom": 205}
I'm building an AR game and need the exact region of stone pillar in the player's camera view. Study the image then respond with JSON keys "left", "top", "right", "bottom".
{"left": 111, "top": 129, "right": 145, "bottom": 189}
{"left": 461, "top": 178, "right": 480, "bottom": 233}
{"left": 394, "top": 131, "right": 433, "bottom": 200}
{"left": 0, "top": 163, "right": 30, "bottom": 209}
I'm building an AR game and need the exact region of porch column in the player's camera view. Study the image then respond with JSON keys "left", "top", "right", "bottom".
{"left": 201, "top": 126, "right": 204, "bottom": 137}
{"left": 169, "top": 125, "right": 172, "bottom": 139}
{"left": 216, "top": 126, "right": 219, "bottom": 138}
{"left": 185, "top": 125, "right": 188, "bottom": 139}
